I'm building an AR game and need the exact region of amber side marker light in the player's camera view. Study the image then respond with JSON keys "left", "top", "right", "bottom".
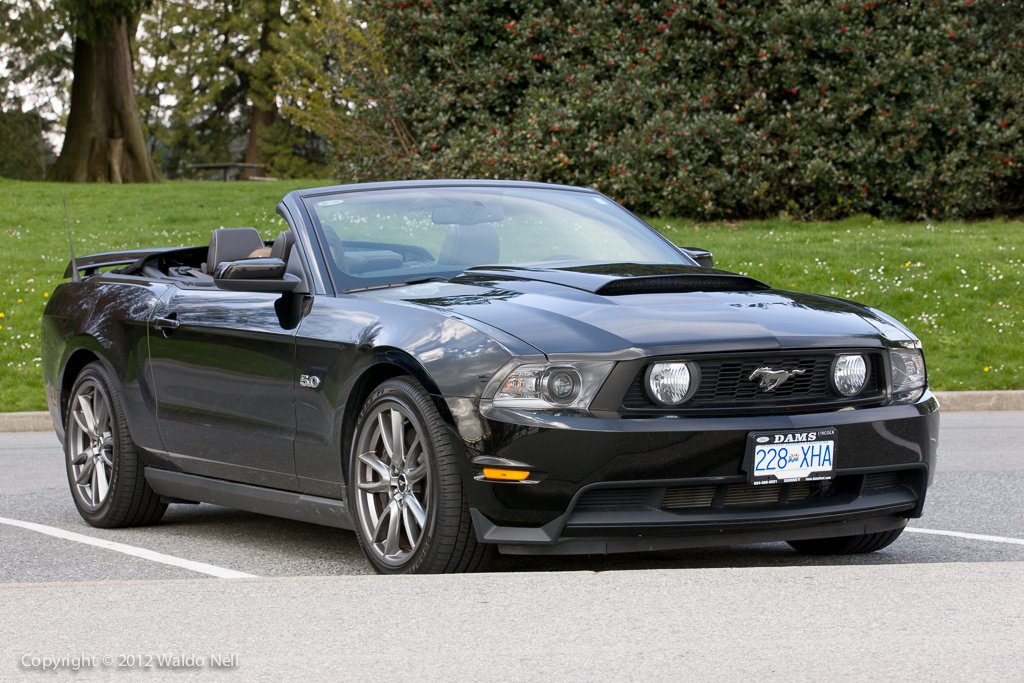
{"left": 482, "top": 468, "right": 531, "bottom": 481}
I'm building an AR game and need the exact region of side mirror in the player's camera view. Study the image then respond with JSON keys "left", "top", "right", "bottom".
{"left": 213, "top": 257, "right": 300, "bottom": 292}
{"left": 680, "top": 247, "right": 714, "bottom": 269}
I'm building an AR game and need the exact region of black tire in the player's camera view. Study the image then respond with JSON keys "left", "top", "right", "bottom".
{"left": 787, "top": 527, "right": 905, "bottom": 555}
{"left": 64, "top": 362, "right": 167, "bottom": 528}
{"left": 348, "top": 377, "right": 489, "bottom": 574}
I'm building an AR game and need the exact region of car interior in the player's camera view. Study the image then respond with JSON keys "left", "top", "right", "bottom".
{"left": 127, "top": 227, "right": 302, "bottom": 286}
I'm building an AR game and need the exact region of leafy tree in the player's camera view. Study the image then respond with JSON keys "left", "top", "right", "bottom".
{"left": 276, "top": 2, "right": 409, "bottom": 176}
{"left": 0, "top": 100, "right": 53, "bottom": 179}
{"left": 290, "top": 0, "right": 1023, "bottom": 219}
{"left": 136, "top": 0, "right": 330, "bottom": 179}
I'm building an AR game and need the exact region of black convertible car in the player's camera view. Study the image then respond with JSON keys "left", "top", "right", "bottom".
{"left": 42, "top": 180, "right": 939, "bottom": 574}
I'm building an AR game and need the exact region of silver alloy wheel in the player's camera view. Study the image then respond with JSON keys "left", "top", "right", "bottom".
{"left": 67, "top": 378, "right": 115, "bottom": 510}
{"left": 353, "top": 403, "right": 432, "bottom": 567}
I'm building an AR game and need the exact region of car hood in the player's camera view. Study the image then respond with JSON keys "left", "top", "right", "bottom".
{"left": 369, "top": 264, "right": 914, "bottom": 357}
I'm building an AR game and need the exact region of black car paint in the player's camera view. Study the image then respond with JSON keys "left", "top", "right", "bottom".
{"left": 42, "top": 179, "right": 938, "bottom": 557}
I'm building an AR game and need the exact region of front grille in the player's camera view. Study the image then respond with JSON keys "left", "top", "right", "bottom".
{"left": 573, "top": 488, "right": 651, "bottom": 510}
{"left": 661, "top": 486, "right": 715, "bottom": 509}
{"left": 722, "top": 481, "right": 812, "bottom": 507}
{"left": 622, "top": 350, "right": 885, "bottom": 415}
{"left": 864, "top": 470, "right": 911, "bottom": 492}
{"left": 576, "top": 478, "right": 836, "bottom": 513}
{"left": 572, "top": 470, "right": 923, "bottom": 519}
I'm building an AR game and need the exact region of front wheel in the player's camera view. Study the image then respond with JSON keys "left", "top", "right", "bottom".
{"left": 348, "top": 377, "right": 488, "bottom": 574}
{"left": 787, "top": 527, "right": 905, "bottom": 555}
{"left": 64, "top": 362, "right": 166, "bottom": 528}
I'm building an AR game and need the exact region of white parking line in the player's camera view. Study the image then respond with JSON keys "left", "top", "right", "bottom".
{"left": 0, "top": 516, "right": 258, "bottom": 579}
{"left": 905, "top": 526, "right": 1024, "bottom": 546}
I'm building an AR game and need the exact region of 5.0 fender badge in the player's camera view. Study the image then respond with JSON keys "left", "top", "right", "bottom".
{"left": 299, "top": 374, "right": 322, "bottom": 389}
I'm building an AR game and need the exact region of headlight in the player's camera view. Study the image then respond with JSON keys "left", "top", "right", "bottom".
{"left": 645, "top": 361, "right": 699, "bottom": 406}
{"left": 491, "top": 362, "right": 614, "bottom": 411}
{"left": 890, "top": 348, "right": 926, "bottom": 403}
{"left": 832, "top": 354, "right": 867, "bottom": 397}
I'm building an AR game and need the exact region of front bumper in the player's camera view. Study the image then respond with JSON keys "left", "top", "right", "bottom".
{"left": 456, "top": 392, "right": 939, "bottom": 555}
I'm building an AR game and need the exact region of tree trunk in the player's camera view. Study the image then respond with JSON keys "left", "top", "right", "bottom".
{"left": 241, "top": 104, "right": 276, "bottom": 179}
{"left": 49, "top": 16, "right": 158, "bottom": 183}
{"left": 241, "top": 0, "right": 281, "bottom": 180}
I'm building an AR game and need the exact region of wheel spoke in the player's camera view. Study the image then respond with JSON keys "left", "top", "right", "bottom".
{"left": 72, "top": 410, "right": 90, "bottom": 437}
{"left": 77, "top": 393, "right": 97, "bottom": 435}
{"left": 405, "top": 493, "right": 426, "bottom": 530}
{"left": 75, "top": 459, "right": 95, "bottom": 486}
{"left": 98, "top": 448, "right": 113, "bottom": 469}
{"left": 93, "top": 396, "right": 110, "bottom": 434}
{"left": 402, "top": 436, "right": 421, "bottom": 470}
{"left": 358, "top": 451, "right": 391, "bottom": 482}
{"left": 405, "top": 460, "right": 427, "bottom": 485}
{"left": 94, "top": 459, "right": 110, "bottom": 502}
{"left": 377, "top": 412, "right": 394, "bottom": 458}
{"left": 356, "top": 479, "right": 389, "bottom": 493}
{"left": 90, "top": 462, "right": 100, "bottom": 504}
{"left": 372, "top": 501, "right": 393, "bottom": 543}
{"left": 383, "top": 500, "right": 402, "bottom": 558}
{"left": 401, "top": 503, "right": 419, "bottom": 547}
{"left": 72, "top": 450, "right": 89, "bottom": 466}
{"left": 390, "top": 409, "right": 406, "bottom": 468}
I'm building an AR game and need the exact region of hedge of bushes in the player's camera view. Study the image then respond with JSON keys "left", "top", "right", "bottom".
{"left": 336, "top": 1, "right": 1023, "bottom": 219}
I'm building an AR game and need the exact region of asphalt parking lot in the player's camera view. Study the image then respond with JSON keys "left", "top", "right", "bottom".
{"left": 2, "top": 412, "right": 1022, "bottom": 680}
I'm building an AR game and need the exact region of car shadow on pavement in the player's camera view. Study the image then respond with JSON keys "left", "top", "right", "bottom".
{"left": 137, "top": 503, "right": 1023, "bottom": 575}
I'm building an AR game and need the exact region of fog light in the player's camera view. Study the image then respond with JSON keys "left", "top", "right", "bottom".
{"left": 645, "top": 361, "right": 698, "bottom": 406}
{"left": 833, "top": 354, "right": 868, "bottom": 396}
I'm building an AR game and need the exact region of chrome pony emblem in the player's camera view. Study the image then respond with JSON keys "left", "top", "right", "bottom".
{"left": 748, "top": 366, "right": 806, "bottom": 392}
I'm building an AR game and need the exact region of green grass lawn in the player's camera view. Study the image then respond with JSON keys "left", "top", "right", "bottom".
{"left": 2, "top": 178, "right": 1022, "bottom": 412}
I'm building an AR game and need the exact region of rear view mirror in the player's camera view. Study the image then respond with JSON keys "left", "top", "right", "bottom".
{"left": 432, "top": 201, "right": 504, "bottom": 225}
{"left": 680, "top": 247, "right": 714, "bottom": 269}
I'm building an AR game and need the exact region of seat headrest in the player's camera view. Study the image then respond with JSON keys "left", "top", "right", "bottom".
{"left": 270, "top": 231, "right": 295, "bottom": 261}
{"left": 437, "top": 224, "right": 500, "bottom": 267}
{"left": 207, "top": 227, "right": 265, "bottom": 274}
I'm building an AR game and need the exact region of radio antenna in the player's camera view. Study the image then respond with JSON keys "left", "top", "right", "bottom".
{"left": 64, "top": 199, "right": 81, "bottom": 282}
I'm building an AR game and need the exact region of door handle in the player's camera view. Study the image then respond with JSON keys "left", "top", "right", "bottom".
{"left": 153, "top": 314, "right": 180, "bottom": 337}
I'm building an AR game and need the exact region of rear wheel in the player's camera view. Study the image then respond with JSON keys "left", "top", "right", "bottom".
{"left": 787, "top": 527, "right": 905, "bottom": 555}
{"left": 65, "top": 362, "right": 166, "bottom": 528}
{"left": 349, "top": 377, "right": 488, "bottom": 574}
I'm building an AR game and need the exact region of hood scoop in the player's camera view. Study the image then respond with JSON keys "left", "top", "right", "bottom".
{"left": 462, "top": 263, "right": 770, "bottom": 295}
{"left": 596, "top": 273, "right": 770, "bottom": 296}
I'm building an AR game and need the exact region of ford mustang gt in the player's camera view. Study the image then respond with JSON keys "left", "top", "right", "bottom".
{"left": 42, "top": 180, "right": 939, "bottom": 573}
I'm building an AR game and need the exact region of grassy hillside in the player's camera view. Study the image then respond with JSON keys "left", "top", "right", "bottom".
{"left": 1, "top": 178, "right": 1021, "bottom": 412}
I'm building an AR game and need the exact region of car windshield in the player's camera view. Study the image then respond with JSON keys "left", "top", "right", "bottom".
{"left": 304, "top": 185, "right": 691, "bottom": 288}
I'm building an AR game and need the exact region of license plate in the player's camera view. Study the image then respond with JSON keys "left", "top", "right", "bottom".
{"left": 745, "top": 427, "right": 836, "bottom": 485}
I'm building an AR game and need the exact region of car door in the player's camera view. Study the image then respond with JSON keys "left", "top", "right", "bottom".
{"left": 147, "top": 285, "right": 299, "bottom": 490}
